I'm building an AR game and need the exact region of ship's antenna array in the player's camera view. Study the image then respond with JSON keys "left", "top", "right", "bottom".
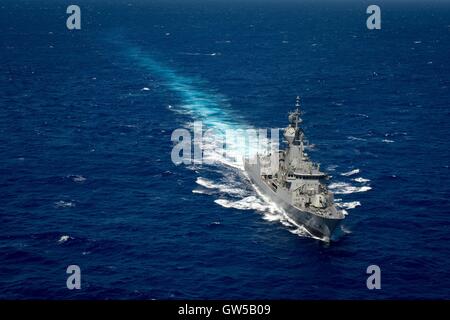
{"left": 294, "top": 96, "right": 301, "bottom": 129}
{"left": 295, "top": 95, "right": 301, "bottom": 111}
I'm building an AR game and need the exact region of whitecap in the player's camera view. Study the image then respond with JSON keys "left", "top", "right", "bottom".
{"left": 353, "top": 177, "right": 370, "bottom": 183}
{"left": 382, "top": 139, "right": 394, "bottom": 143}
{"left": 341, "top": 169, "right": 360, "bottom": 176}
{"left": 329, "top": 182, "right": 371, "bottom": 194}
{"left": 141, "top": 87, "right": 150, "bottom": 91}
{"left": 347, "top": 136, "right": 366, "bottom": 141}
{"left": 336, "top": 201, "right": 361, "bottom": 209}
{"left": 54, "top": 200, "right": 75, "bottom": 208}
{"left": 58, "top": 235, "right": 72, "bottom": 243}
{"left": 68, "top": 175, "right": 86, "bottom": 183}
{"left": 192, "top": 189, "right": 207, "bottom": 194}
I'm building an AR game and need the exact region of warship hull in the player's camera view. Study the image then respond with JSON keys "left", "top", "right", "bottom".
{"left": 245, "top": 162, "right": 342, "bottom": 240}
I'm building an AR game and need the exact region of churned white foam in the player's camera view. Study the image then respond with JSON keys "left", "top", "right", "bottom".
{"left": 195, "top": 177, "right": 216, "bottom": 188}
{"left": 286, "top": 218, "right": 328, "bottom": 241}
{"left": 215, "top": 192, "right": 325, "bottom": 240}
{"left": 329, "top": 182, "right": 371, "bottom": 194}
{"left": 288, "top": 226, "right": 314, "bottom": 238}
{"left": 353, "top": 177, "right": 370, "bottom": 183}
{"left": 214, "top": 196, "right": 277, "bottom": 212}
{"left": 262, "top": 213, "right": 283, "bottom": 222}
{"left": 196, "top": 177, "right": 247, "bottom": 196}
{"left": 341, "top": 169, "right": 360, "bottom": 176}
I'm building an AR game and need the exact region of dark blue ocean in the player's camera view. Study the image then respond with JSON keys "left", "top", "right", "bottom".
{"left": 1, "top": 0, "right": 449, "bottom": 299}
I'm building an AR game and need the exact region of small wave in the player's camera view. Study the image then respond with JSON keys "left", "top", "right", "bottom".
{"left": 329, "top": 182, "right": 371, "bottom": 194}
{"left": 347, "top": 136, "right": 366, "bottom": 141}
{"left": 382, "top": 139, "right": 394, "bottom": 143}
{"left": 341, "top": 169, "right": 360, "bottom": 176}
{"left": 178, "top": 52, "right": 220, "bottom": 56}
{"left": 353, "top": 177, "right": 370, "bottom": 183}
{"left": 54, "top": 200, "right": 76, "bottom": 208}
{"left": 141, "top": 87, "right": 150, "bottom": 91}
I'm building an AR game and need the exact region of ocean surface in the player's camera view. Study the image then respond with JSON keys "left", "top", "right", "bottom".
{"left": 1, "top": 0, "right": 449, "bottom": 299}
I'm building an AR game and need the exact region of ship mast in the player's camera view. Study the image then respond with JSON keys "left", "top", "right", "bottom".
{"left": 295, "top": 96, "right": 305, "bottom": 159}
{"left": 283, "top": 97, "right": 307, "bottom": 174}
{"left": 294, "top": 96, "right": 300, "bottom": 130}
{"left": 293, "top": 96, "right": 304, "bottom": 147}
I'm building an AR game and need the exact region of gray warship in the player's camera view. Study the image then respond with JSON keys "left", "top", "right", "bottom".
{"left": 244, "top": 97, "right": 344, "bottom": 240}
